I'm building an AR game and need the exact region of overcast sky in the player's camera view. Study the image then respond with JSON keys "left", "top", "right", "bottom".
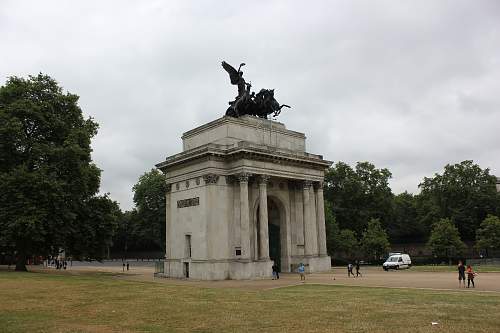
{"left": 2, "top": 1, "right": 499, "bottom": 210}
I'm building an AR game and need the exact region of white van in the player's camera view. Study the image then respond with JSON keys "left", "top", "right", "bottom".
{"left": 382, "top": 253, "right": 411, "bottom": 270}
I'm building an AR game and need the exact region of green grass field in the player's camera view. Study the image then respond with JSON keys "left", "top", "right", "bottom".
{"left": 1, "top": 271, "right": 500, "bottom": 333}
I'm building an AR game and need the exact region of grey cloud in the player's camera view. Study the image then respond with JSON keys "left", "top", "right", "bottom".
{"left": 1, "top": 0, "right": 499, "bottom": 208}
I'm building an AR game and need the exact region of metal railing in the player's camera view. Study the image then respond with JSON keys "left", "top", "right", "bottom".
{"left": 154, "top": 261, "right": 165, "bottom": 276}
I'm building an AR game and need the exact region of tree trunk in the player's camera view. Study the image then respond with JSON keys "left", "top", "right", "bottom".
{"left": 15, "top": 252, "right": 28, "bottom": 271}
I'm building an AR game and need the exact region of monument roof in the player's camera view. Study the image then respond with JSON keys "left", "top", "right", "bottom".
{"left": 156, "top": 116, "right": 332, "bottom": 181}
{"left": 182, "top": 116, "right": 305, "bottom": 141}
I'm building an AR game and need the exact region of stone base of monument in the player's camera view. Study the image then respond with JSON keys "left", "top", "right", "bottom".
{"left": 161, "top": 259, "right": 274, "bottom": 280}
{"left": 160, "top": 256, "right": 331, "bottom": 280}
{"left": 292, "top": 255, "right": 332, "bottom": 274}
{"left": 156, "top": 116, "right": 333, "bottom": 281}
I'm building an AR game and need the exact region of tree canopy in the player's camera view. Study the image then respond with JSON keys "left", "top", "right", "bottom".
{"left": 390, "top": 192, "right": 426, "bottom": 243}
{"left": 110, "top": 169, "right": 167, "bottom": 257}
{"left": 336, "top": 229, "right": 358, "bottom": 259}
{"left": 426, "top": 218, "right": 466, "bottom": 261}
{"left": 324, "top": 161, "right": 394, "bottom": 235}
{"left": 0, "top": 74, "right": 117, "bottom": 270}
{"left": 475, "top": 215, "right": 500, "bottom": 255}
{"left": 324, "top": 159, "right": 500, "bottom": 260}
{"left": 132, "top": 169, "right": 167, "bottom": 251}
{"left": 324, "top": 200, "right": 340, "bottom": 256}
{"left": 360, "top": 218, "right": 390, "bottom": 260}
{"left": 418, "top": 160, "right": 499, "bottom": 241}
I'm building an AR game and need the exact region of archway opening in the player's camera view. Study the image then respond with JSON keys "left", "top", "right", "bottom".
{"left": 257, "top": 198, "right": 281, "bottom": 270}
{"left": 267, "top": 198, "right": 281, "bottom": 271}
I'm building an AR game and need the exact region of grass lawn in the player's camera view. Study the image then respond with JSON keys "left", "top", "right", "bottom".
{"left": 1, "top": 271, "right": 500, "bottom": 333}
{"left": 410, "top": 265, "right": 500, "bottom": 273}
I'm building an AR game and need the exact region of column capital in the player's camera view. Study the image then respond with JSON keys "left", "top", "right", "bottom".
{"left": 258, "top": 174, "right": 270, "bottom": 185}
{"left": 237, "top": 172, "right": 252, "bottom": 183}
{"left": 203, "top": 173, "right": 219, "bottom": 185}
{"left": 302, "top": 180, "right": 313, "bottom": 190}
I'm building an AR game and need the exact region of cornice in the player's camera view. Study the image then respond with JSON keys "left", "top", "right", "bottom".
{"left": 156, "top": 142, "right": 332, "bottom": 172}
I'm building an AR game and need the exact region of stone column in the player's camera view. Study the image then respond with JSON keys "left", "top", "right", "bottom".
{"left": 292, "top": 182, "right": 304, "bottom": 254}
{"left": 258, "top": 175, "right": 270, "bottom": 260}
{"left": 165, "top": 184, "right": 172, "bottom": 259}
{"left": 302, "top": 180, "right": 314, "bottom": 256}
{"left": 203, "top": 173, "right": 219, "bottom": 260}
{"left": 309, "top": 183, "right": 318, "bottom": 254}
{"left": 238, "top": 173, "right": 252, "bottom": 260}
{"left": 315, "top": 182, "right": 327, "bottom": 256}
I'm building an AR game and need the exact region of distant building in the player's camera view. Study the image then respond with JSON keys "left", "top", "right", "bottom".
{"left": 497, "top": 177, "right": 500, "bottom": 192}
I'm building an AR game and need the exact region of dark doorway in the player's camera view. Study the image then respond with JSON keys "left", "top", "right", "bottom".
{"left": 268, "top": 199, "right": 281, "bottom": 271}
{"left": 183, "top": 262, "right": 189, "bottom": 278}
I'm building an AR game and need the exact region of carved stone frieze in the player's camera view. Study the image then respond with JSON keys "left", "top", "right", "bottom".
{"left": 203, "top": 173, "right": 219, "bottom": 185}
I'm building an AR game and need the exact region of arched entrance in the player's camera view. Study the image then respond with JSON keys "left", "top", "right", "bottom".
{"left": 267, "top": 199, "right": 281, "bottom": 270}
{"left": 256, "top": 197, "right": 283, "bottom": 271}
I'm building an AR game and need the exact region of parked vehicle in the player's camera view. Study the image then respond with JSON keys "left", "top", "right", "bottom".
{"left": 383, "top": 253, "right": 412, "bottom": 271}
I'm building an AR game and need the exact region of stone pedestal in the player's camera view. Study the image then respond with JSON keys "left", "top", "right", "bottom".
{"left": 156, "top": 116, "right": 332, "bottom": 280}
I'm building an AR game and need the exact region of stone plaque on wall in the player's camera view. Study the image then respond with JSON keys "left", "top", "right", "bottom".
{"left": 177, "top": 197, "right": 200, "bottom": 208}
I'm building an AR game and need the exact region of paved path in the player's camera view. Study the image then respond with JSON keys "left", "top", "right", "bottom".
{"left": 14, "top": 265, "right": 500, "bottom": 293}
{"left": 123, "top": 266, "right": 500, "bottom": 293}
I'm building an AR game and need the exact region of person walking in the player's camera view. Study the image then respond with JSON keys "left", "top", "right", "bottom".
{"left": 347, "top": 263, "right": 355, "bottom": 277}
{"left": 458, "top": 260, "right": 466, "bottom": 288}
{"left": 466, "top": 265, "right": 476, "bottom": 288}
{"left": 355, "top": 261, "right": 362, "bottom": 277}
{"left": 272, "top": 264, "right": 278, "bottom": 280}
{"left": 298, "top": 263, "right": 305, "bottom": 281}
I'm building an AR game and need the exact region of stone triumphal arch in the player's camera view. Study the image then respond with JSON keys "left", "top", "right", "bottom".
{"left": 156, "top": 115, "right": 332, "bottom": 280}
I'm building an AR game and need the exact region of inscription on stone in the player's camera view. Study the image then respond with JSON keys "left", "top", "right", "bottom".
{"left": 177, "top": 197, "right": 200, "bottom": 208}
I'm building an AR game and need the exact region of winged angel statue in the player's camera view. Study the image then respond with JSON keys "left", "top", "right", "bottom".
{"left": 221, "top": 61, "right": 290, "bottom": 118}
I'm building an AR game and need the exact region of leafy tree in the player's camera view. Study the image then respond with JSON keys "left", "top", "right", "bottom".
{"left": 337, "top": 229, "right": 358, "bottom": 259}
{"left": 324, "top": 200, "right": 340, "bottom": 256}
{"left": 324, "top": 161, "right": 394, "bottom": 235}
{"left": 390, "top": 192, "right": 425, "bottom": 243}
{"left": 475, "top": 215, "right": 500, "bottom": 256}
{"left": 0, "top": 74, "right": 116, "bottom": 270}
{"left": 66, "top": 194, "right": 120, "bottom": 260}
{"left": 360, "top": 218, "right": 390, "bottom": 260}
{"left": 427, "top": 218, "right": 466, "bottom": 263}
{"left": 418, "top": 160, "right": 500, "bottom": 241}
{"left": 132, "top": 169, "right": 167, "bottom": 251}
{"left": 111, "top": 209, "right": 140, "bottom": 256}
